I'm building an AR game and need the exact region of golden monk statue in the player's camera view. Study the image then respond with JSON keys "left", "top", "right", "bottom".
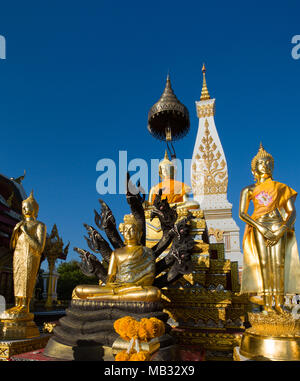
{"left": 72, "top": 214, "right": 161, "bottom": 302}
{"left": 239, "top": 144, "right": 300, "bottom": 313}
{"left": 3, "top": 191, "right": 47, "bottom": 317}
{"left": 147, "top": 150, "right": 198, "bottom": 210}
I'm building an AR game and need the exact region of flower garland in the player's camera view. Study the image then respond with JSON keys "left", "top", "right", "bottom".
{"left": 114, "top": 316, "right": 165, "bottom": 361}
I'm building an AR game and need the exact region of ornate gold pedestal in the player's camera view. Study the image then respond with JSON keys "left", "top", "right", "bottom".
{"left": 240, "top": 332, "right": 300, "bottom": 361}
{"left": 239, "top": 311, "right": 300, "bottom": 361}
{"left": 0, "top": 313, "right": 40, "bottom": 340}
{"left": 0, "top": 335, "right": 51, "bottom": 360}
{"left": 145, "top": 207, "right": 249, "bottom": 361}
{"left": 0, "top": 312, "right": 49, "bottom": 360}
{"left": 112, "top": 337, "right": 160, "bottom": 356}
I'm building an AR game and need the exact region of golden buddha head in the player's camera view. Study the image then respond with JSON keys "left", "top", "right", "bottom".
{"left": 159, "top": 150, "right": 176, "bottom": 180}
{"left": 251, "top": 143, "right": 274, "bottom": 181}
{"left": 22, "top": 190, "right": 39, "bottom": 219}
{"left": 119, "top": 214, "right": 142, "bottom": 244}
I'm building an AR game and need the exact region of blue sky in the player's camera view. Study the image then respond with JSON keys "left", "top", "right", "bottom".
{"left": 0, "top": 0, "right": 299, "bottom": 268}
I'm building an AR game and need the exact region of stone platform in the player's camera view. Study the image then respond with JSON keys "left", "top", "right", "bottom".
{"left": 0, "top": 334, "right": 51, "bottom": 361}
{"left": 44, "top": 299, "right": 175, "bottom": 361}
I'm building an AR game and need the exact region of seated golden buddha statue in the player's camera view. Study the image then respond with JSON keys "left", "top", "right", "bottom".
{"left": 239, "top": 143, "right": 300, "bottom": 313}
{"left": 147, "top": 150, "right": 199, "bottom": 210}
{"left": 72, "top": 214, "right": 161, "bottom": 302}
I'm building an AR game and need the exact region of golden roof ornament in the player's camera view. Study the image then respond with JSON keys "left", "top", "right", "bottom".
{"left": 200, "top": 63, "right": 211, "bottom": 101}
{"left": 147, "top": 74, "right": 190, "bottom": 142}
{"left": 10, "top": 169, "right": 26, "bottom": 185}
{"left": 251, "top": 142, "right": 274, "bottom": 173}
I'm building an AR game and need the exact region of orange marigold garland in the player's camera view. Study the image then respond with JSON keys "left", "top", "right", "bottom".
{"left": 138, "top": 317, "right": 165, "bottom": 341}
{"left": 115, "top": 350, "right": 131, "bottom": 361}
{"left": 113, "top": 316, "right": 139, "bottom": 341}
{"left": 129, "top": 351, "right": 151, "bottom": 361}
{"left": 137, "top": 320, "right": 149, "bottom": 342}
{"left": 113, "top": 316, "right": 165, "bottom": 361}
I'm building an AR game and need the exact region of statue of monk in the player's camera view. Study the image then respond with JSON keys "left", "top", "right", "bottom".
{"left": 72, "top": 214, "right": 161, "bottom": 302}
{"left": 3, "top": 191, "right": 46, "bottom": 317}
{"left": 239, "top": 144, "right": 300, "bottom": 313}
{"left": 147, "top": 150, "right": 199, "bottom": 210}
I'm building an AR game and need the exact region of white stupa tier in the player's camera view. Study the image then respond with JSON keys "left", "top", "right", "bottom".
{"left": 191, "top": 65, "right": 243, "bottom": 269}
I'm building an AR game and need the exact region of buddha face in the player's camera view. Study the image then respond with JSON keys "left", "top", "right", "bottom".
{"left": 254, "top": 157, "right": 273, "bottom": 179}
{"left": 121, "top": 222, "right": 141, "bottom": 244}
{"left": 22, "top": 200, "right": 36, "bottom": 218}
{"left": 21, "top": 191, "right": 39, "bottom": 219}
{"left": 159, "top": 164, "right": 176, "bottom": 180}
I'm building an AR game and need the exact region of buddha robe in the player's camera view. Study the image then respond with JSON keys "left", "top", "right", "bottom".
{"left": 150, "top": 179, "right": 190, "bottom": 205}
{"left": 11, "top": 221, "right": 46, "bottom": 298}
{"left": 241, "top": 178, "right": 300, "bottom": 294}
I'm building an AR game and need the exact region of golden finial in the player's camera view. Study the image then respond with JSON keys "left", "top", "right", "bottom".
{"left": 200, "top": 63, "right": 211, "bottom": 101}
{"left": 251, "top": 143, "right": 274, "bottom": 173}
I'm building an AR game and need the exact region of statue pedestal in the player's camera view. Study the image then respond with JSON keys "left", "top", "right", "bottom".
{"left": 112, "top": 337, "right": 160, "bottom": 356}
{"left": 0, "top": 313, "right": 40, "bottom": 340}
{"left": 44, "top": 299, "right": 175, "bottom": 361}
{"left": 233, "top": 346, "right": 252, "bottom": 361}
{"left": 0, "top": 335, "right": 51, "bottom": 361}
{"left": 236, "top": 311, "right": 300, "bottom": 361}
{"left": 239, "top": 331, "right": 300, "bottom": 361}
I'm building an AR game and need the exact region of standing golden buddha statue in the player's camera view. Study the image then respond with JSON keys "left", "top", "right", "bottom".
{"left": 239, "top": 143, "right": 300, "bottom": 311}
{"left": 0, "top": 191, "right": 47, "bottom": 339}
{"left": 238, "top": 144, "right": 300, "bottom": 361}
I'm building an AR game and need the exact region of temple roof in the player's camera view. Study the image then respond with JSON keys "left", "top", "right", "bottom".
{"left": 0, "top": 174, "right": 26, "bottom": 251}
{"left": 0, "top": 173, "right": 26, "bottom": 215}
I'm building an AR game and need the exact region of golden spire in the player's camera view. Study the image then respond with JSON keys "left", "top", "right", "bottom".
{"left": 200, "top": 63, "right": 211, "bottom": 101}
